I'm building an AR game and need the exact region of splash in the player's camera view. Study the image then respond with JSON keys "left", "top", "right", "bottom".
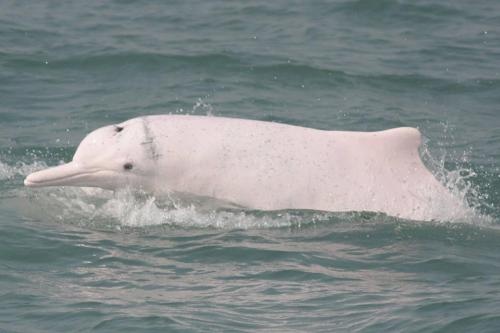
{"left": 0, "top": 160, "right": 49, "bottom": 181}
{"left": 173, "top": 98, "right": 215, "bottom": 116}
{"left": 98, "top": 190, "right": 302, "bottom": 229}
{"left": 24, "top": 187, "right": 331, "bottom": 230}
{"left": 191, "top": 97, "right": 215, "bottom": 116}
{"left": 419, "top": 134, "right": 495, "bottom": 224}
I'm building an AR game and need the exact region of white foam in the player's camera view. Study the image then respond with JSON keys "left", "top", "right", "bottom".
{"left": 97, "top": 190, "right": 323, "bottom": 229}
{"left": 23, "top": 186, "right": 317, "bottom": 229}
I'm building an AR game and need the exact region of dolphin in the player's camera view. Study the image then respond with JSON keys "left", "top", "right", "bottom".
{"left": 24, "top": 115, "right": 465, "bottom": 221}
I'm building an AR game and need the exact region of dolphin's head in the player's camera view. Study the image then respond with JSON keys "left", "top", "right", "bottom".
{"left": 24, "top": 118, "right": 158, "bottom": 191}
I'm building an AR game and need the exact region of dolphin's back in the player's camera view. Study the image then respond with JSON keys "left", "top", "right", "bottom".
{"left": 144, "top": 115, "right": 462, "bottom": 220}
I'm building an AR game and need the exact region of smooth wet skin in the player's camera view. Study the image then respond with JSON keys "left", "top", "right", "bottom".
{"left": 25, "top": 115, "right": 466, "bottom": 221}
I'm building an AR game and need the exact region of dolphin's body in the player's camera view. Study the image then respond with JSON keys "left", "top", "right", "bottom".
{"left": 25, "top": 115, "right": 463, "bottom": 221}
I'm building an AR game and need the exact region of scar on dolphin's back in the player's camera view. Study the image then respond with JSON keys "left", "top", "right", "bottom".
{"left": 141, "top": 118, "right": 161, "bottom": 161}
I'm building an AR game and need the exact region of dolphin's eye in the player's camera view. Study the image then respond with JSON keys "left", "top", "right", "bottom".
{"left": 123, "top": 163, "right": 133, "bottom": 170}
{"left": 115, "top": 126, "right": 124, "bottom": 133}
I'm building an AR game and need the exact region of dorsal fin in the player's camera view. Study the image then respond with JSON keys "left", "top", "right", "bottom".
{"left": 377, "top": 127, "right": 422, "bottom": 153}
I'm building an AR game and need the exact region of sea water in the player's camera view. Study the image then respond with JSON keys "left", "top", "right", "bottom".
{"left": 1, "top": 1, "right": 499, "bottom": 332}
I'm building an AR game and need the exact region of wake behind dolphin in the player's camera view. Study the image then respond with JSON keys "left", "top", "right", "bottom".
{"left": 24, "top": 115, "right": 468, "bottom": 221}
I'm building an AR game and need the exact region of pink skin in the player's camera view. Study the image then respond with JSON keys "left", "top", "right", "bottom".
{"left": 25, "top": 115, "right": 464, "bottom": 221}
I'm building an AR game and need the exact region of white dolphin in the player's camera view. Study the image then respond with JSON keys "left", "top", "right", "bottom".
{"left": 24, "top": 115, "right": 464, "bottom": 221}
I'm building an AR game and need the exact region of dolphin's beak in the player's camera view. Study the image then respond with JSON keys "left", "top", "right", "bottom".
{"left": 24, "top": 162, "right": 90, "bottom": 187}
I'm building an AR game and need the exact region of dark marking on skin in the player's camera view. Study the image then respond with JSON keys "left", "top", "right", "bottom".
{"left": 115, "top": 126, "right": 124, "bottom": 133}
{"left": 141, "top": 117, "right": 161, "bottom": 161}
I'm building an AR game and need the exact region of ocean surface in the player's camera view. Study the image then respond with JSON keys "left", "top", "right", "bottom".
{"left": 1, "top": 0, "right": 499, "bottom": 332}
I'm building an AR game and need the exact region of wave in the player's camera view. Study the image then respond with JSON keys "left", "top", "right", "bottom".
{"left": 332, "top": 0, "right": 466, "bottom": 23}
{"left": 3, "top": 47, "right": 499, "bottom": 95}
{"left": 3, "top": 51, "right": 243, "bottom": 72}
{"left": 253, "top": 62, "right": 500, "bottom": 94}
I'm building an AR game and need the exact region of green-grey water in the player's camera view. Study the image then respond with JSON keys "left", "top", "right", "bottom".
{"left": 1, "top": 1, "right": 500, "bottom": 332}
